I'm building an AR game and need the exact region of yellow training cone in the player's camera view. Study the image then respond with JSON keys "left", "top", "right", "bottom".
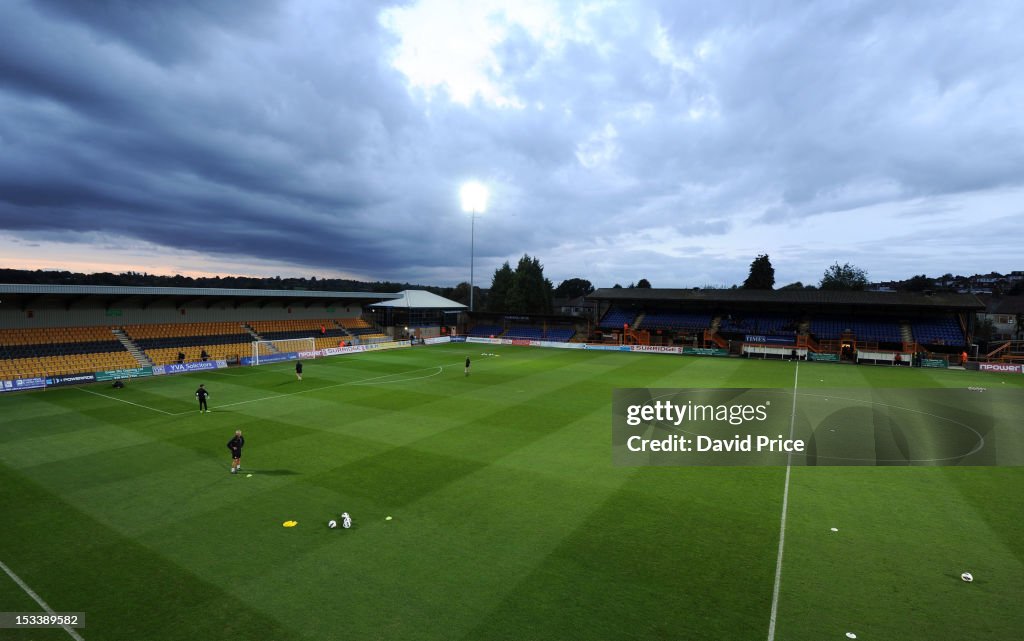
{"left": 282, "top": 520, "right": 298, "bottom": 528}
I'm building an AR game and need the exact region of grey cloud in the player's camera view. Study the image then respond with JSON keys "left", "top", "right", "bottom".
{"left": 1, "top": 0, "right": 1022, "bottom": 286}
{"left": 33, "top": 0, "right": 283, "bottom": 66}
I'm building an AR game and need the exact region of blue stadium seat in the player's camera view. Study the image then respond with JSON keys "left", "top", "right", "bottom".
{"left": 599, "top": 307, "right": 637, "bottom": 329}
{"left": 468, "top": 324, "right": 504, "bottom": 337}
{"left": 640, "top": 311, "right": 712, "bottom": 331}
{"left": 911, "top": 318, "right": 963, "bottom": 345}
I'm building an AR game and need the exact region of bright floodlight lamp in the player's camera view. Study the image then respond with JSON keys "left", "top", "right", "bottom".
{"left": 460, "top": 181, "right": 489, "bottom": 312}
{"left": 460, "top": 181, "right": 489, "bottom": 214}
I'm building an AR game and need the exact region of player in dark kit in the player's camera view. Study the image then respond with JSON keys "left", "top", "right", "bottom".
{"left": 465, "top": 356, "right": 471, "bottom": 376}
{"left": 196, "top": 384, "right": 210, "bottom": 413}
{"left": 227, "top": 429, "right": 244, "bottom": 474}
{"left": 295, "top": 360, "right": 303, "bottom": 381}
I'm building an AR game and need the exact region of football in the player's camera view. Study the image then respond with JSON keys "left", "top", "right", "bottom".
{"left": 328, "top": 519, "right": 337, "bottom": 529}
{"left": 961, "top": 572, "right": 973, "bottom": 582}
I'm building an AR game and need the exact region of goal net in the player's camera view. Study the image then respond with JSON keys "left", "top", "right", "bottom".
{"left": 251, "top": 337, "right": 316, "bottom": 366}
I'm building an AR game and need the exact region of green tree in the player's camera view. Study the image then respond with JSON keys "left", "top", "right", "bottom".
{"left": 974, "top": 317, "right": 995, "bottom": 343}
{"left": 901, "top": 274, "right": 933, "bottom": 292}
{"left": 636, "top": 278, "right": 652, "bottom": 288}
{"left": 506, "top": 254, "right": 553, "bottom": 314}
{"left": 447, "top": 282, "right": 482, "bottom": 307}
{"left": 554, "top": 278, "right": 594, "bottom": 299}
{"left": 486, "top": 262, "right": 515, "bottom": 312}
{"left": 743, "top": 254, "right": 775, "bottom": 289}
{"left": 820, "top": 262, "right": 869, "bottom": 291}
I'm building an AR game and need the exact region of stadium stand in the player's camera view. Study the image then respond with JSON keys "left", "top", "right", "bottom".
{"left": 718, "top": 313, "right": 798, "bottom": 336}
{"left": 808, "top": 317, "right": 903, "bottom": 343}
{"left": 640, "top": 311, "right": 713, "bottom": 331}
{"left": 0, "top": 326, "right": 136, "bottom": 378}
{"left": 468, "top": 324, "right": 504, "bottom": 337}
{"left": 911, "top": 317, "right": 964, "bottom": 346}
{"left": 337, "top": 318, "right": 388, "bottom": 341}
{"left": 123, "top": 322, "right": 245, "bottom": 340}
{"left": 543, "top": 328, "right": 576, "bottom": 342}
{"left": 465, "top": 323, "right": 576, "bottom": 341}
{"left": 598, "top": 307, "right": 637, "bottom": 329}
{"left": 249, "top": 319, "right": 347, "bottom": 341}
{"left": 503, "top": 327, "right": 544, "bottom": 340}
{"left": 247, "top": 319, "right": 363, "bottom": 353}
{"left": 123, "top": 322, "right": 252, "bottom": 366}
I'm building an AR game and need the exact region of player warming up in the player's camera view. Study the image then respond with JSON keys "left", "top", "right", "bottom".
{"left": 196, "top": 384, "right": 210, "bottom": 413}
{"left": 227, "top": 429, "right": 245, "bottom": 474}
{"left": 296, "top": 360, "right": 303, "bottom": 381}
{"left": 465, "top": 356, "right": 471, "bottom": 377}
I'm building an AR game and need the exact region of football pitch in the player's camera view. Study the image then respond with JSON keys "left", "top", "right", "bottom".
{"left": 1, "top": 343, "right": 1023, "bottom": 640}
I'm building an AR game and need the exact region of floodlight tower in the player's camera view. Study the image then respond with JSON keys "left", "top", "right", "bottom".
{"left": 460, "top": 181, "right": 489, "bottom": 312}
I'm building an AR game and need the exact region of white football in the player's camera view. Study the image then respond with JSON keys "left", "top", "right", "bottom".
{"left": 328, "top": 520, "right": 337, "bottom": 529}
{"left": 961, "top": 572, "right": 973, "bottom": 582}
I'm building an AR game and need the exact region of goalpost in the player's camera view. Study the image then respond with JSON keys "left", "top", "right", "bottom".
{"left": 251, "top": 337, "right": 316, "bottom": 366}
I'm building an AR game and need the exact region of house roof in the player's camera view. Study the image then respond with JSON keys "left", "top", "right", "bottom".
{"left": 0, "top": 283, "right": 398, "bottom": 309}
{"left": 588, "top": 288, "right": 985, "bottom": 310}
{"left": 984, "top": 296, "right": 1024, "bottom": 315}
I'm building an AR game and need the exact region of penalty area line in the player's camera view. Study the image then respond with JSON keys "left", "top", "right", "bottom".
{"left": 77, "top": 387, "right": 174, "bottom": 415}
{"left": 0, "top": 558, "right": 85, "bottom": 641}
{"left": 182, "top": 360, "right": 464, "bottom": 414}
{"left": 767, "top": 361, "right": 799, "bottom": 641}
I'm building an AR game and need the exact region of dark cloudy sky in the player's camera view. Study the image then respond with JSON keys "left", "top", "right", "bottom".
{"left": 1, "top": 0, "right": 1022, "bottom": 288}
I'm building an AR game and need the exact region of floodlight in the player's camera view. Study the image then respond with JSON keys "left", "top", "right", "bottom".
{"left": 460, "top": 181, "right": 489, "bottom": 312}
{"left": 460, "top": 181, "right": 489, "bottom": 214}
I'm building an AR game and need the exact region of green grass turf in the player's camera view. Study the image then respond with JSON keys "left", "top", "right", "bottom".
{"left": 1, "top": 344, "right": 1022, "bottom": 640}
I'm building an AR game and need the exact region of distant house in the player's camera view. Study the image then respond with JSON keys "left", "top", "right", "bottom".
{"left": 866, "top": 283, "right": 896, "bottom": 292}
{"left": 980, "top": 296, "right": 1024, "bottom": 341}
{"left": 553, "top": 296, "right": 596, "bottom": 318}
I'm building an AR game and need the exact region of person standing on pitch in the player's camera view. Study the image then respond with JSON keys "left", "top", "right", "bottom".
{"left": 295, "top": 360, "right": 303, "bottom": 381}
{"left": 196, "top": 383, "right": 210, "bottom": 413}
{"left": 465, "top": 356, "right": 471, "bottom": 377}
{"left": 227, "top": 429, "right": 244, "bottom": 474}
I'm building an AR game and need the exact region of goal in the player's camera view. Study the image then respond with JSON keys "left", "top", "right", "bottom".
{"left": 251, "top": 337, "right": 316, "bottom": 366}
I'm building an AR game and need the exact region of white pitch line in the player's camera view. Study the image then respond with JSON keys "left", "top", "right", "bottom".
{"left": 177, "top": 361, "right": 463, "bottom": 414}
{"left": 767, "top": 361, "right": 799, "bottom": 641}
{"left": 77, "top": 387, "right": 174, "bottom": 415}
{"left": 349, "top": 367, "right": 443, "bottom": 386}
{"left": 204, "top": 369, "right": 250, "bottom": 377}
{"left": 0, "top": 559, "right": 85, "bottom": 641}
{"left": 73, "top": 360, "right": 466, "bottom": 417}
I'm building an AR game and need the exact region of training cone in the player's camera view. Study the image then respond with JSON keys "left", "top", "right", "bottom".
{"left": 282, "top": 520, "right": 298, "bottom": 528}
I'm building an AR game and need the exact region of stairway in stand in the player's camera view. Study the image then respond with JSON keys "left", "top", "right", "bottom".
{"left": 900, "top": 322, "right": 914, "bottom": 344}
{"left": 112, "top": 328, "right": 152, "bottom": 366}
{"left": 242, "top": 323, "right": 262, "bottom": 341}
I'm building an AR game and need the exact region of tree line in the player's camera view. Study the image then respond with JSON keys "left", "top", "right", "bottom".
{"left": 6, "top": 253, "right": 1005, "bottom": 318}
{"left": 0, "top": 268, "right": 440, "bottom": 295}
